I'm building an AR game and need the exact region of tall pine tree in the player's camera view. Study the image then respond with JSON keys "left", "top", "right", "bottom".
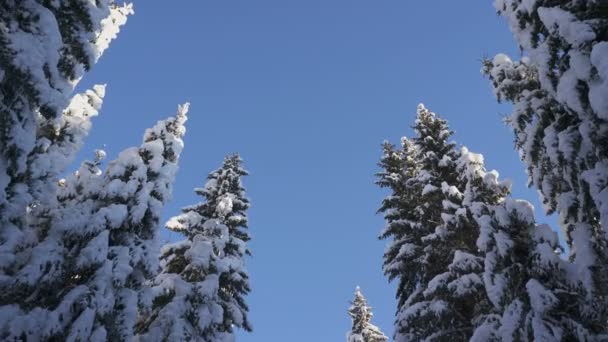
{"left": 136, "top": 154, "right": 252, "bottom": 341}
{"left": 346, "top": 287, "right": 388, "bottom": 342}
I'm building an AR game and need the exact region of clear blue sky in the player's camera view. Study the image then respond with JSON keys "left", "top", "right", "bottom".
{"left": 75, "top": 2, "right": 555, "bottom": 341}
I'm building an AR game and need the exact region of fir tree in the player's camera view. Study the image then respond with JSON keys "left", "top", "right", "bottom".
{"left": 0, "top": 3, "right": 196, "bottom": 340}
{"left": 472, "top": 199, "right": 597, "bottom": 341}
{"left": 485, "top": 0, "right": 608, "bottom": 332}
{"left": 3, "top": 85, "right": 107, "bottom": 295}
{"left": 379, "top": 104, "right": 598, "bottom": 340}
{"left": 346, "top": 287, "right": 388, "bottom": 342}
{"left": 0, "top": 104, "right": 189, "bottom": 341}
{"left": 0, "top": 3, "right": 132, "bottom": 335}
{"left": 376, "top": 138, "right": 420, "bottom": 310}
{"left": 378, "top": 105, "right": 492, "bottom": 341}
{"left": 451, "top": 147, "right": 594, "bottom": 340}
{"left": 0, "top": 0, "right": 132, "bottom": 275}
{"left": 136, "top": 154, "right": 252, "bottom": 342}
{"left": 104, "top": 104, "right": 189, "bottom": 341}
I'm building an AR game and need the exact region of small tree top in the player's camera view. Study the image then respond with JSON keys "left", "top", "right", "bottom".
{"left": 347, "top": 287, "right": 388, "bottom": 342}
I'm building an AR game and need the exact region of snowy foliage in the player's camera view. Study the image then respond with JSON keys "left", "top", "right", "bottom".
{"left": 378, "top": 105, "right": 492, "bottom": 341}
{"left": 493, "top": 0, "right": 608, "bottom": 119}
{"left": 102, "top": 104, "right": 189, "bottom": 340}
{"left": 485, "top": 0, "right": 608, "bottom": 330}
{"left": 346, "top": 287, "right": 388, "bottom": 342}
{"left": 0, "top": 103, "right": 189, "bottom": 341}
{"left": 376, "top": 137, "right": 419, "bottom": 309}
{"left": 377, "top": 103, "right": 599, "bottom": 340}
{"left": 0, "top": 0, "right": 132, "bottom": 275}
{"left": 458, "top": 147, "right": 597, "bottom": 341}
{"left": 0, "top": 4, "right": 197, "bottom": 340}
{"left": 137, "top": 154, "right": 252, "bottom": 342}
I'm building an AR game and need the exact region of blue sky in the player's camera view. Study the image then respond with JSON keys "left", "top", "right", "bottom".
{"left": 75, "top": 2, "right": 555, "bottom": 341}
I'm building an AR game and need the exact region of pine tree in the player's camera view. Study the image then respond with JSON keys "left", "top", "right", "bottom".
{"left": 0, "top": 0, "right": 132, "bottom": 275}
{"left": 136, "top": 154, "right": 252, "bottom": 342}
{"left": 484, "top": 0, "right": 608, "bottom": 332}
{"left": 378, "top": 105, "right": 492, "bottom": 341}
{"left": 346, "top": 287, "right": 388, "bottom": 342}
{"left": 0, "top": 104, "right": 189, "bottom": 341}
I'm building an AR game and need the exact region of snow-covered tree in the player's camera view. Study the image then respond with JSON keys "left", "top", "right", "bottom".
{"left": 103, "top": 104, "right": 189, "bottom": 340}
{"left": 484, "top": 0, "right": 608, "bottom": 330}
{"left": 0, "top": 3, "right": 198, "bottom": 340}
{"left": 136, "top": 154, "right": 252, "bottom": 342}
{"left": 1, "top": 85, "right": 108, "bottom": 296}
{"left": 449, "top": 147, "right": 596, "bottom": 341}
{"left": 378, "top": 105, "right": 492, "bottom": 341}
{"left": 0, "top": 0, "right": 132, "bottom": 275}
{"left": 0, "top": 104, "right": 189, "bottom": 341}
{"left": 379, "top": 104, "right": 601, "bottom": 340}
{"left": 376, "top": 138, "right": 419, "bottom": 309}
{"left": 492, "top": 0, "right": 608, "bottom": 121}
{"left": 346, "top": 287, "right": 388, "bottom": 342}
{"left": 473, "top": 199, "right": 599, "bottom": 341}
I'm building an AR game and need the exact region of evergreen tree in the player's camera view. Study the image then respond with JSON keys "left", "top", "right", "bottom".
{"left": 136, "top": 154, "right": 252, "bottom": 342}
{"left": 0, "top": 104, "right": 189, "bottom": 341}
{"left": 473, "top": 199, "right": 597, "bottom": 341}
{"left": 379, "top": 104, "right": 598, "bottom": 340}
{"left": 3, "top": 85, "right": 107, "bottom": 293}
{"left": 346, "top": 287, "right": 388, "bottom": 342}
{"left": 0, "top": 0, "right": 132, "bottom": 275}
{"left": 0, "top": 3, "right": 196, "bottom": 340}
{"left": 376, "top": 138, "right": 419, "bottom": 310}
{"left": 485, "top": 0, "right": 608, "bottom": 332}
{"left": 378, "top": 105, "right": 491, "bottom": 341}
{"left": 451, "top": 147, "right": 594, "bottom": 340}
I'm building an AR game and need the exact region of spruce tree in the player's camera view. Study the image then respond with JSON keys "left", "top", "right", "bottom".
{"left": 136, "top": 154, "right": 251, "bottom": 341}
{"left": 485, "top": 0, "right": 608, "bottom": 331}
{"left": 0, "top": 104, "right": 189, "bottom": 341}
{"left": 3, "top": 85, "right": 107, "bottom": 290}
{"left": 378, "top": 105, "right": 491, "bottom": 341}
{"left": 103, "top": 104, "right": 189, "bottom": 341}
{"left": 0, "top": 3, "right": 197, "bottom": 340}
{"left": 379, "top": 104, "right": 599, "bottom": 340}
{"left": 346, "top": 287, "right": 388, "bottom": 342}
{"left": 472, "top": 199, "right": 597, "bottom": 341}
{"left": 376, "top": 138, "right": 419, "bottom": 310}
{"left": 0, "top": 1, "right": 132, "bottom": 275}
{"left": 451, "top": 147, "right": 594, "bottom": 340}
